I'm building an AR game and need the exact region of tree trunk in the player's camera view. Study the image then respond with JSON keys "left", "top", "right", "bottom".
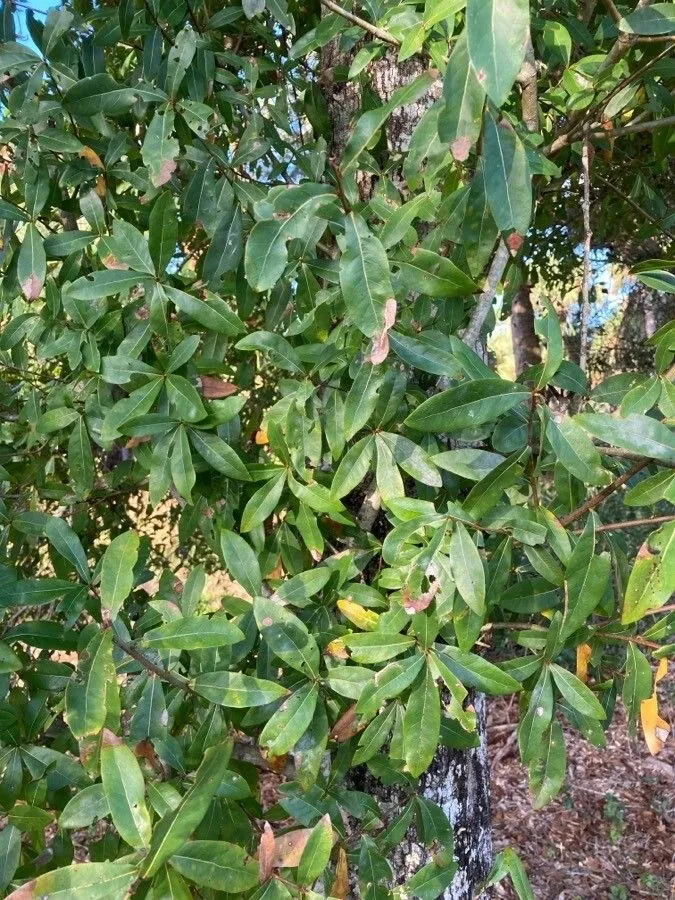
{"left": 322, "top": 44, "right": 493, "bottom": 899}
{"left": 510, "top": 284, "right": 541, "bottom": 376}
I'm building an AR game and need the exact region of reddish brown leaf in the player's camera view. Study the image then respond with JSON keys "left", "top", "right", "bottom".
{"left": 258, "top": 821, "right": 276, "bottom": 882}
{"left": 198, "top": 375, "right": 239, "bottom": 398}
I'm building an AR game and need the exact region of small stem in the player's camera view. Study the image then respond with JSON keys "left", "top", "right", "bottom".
{"left": 600, "top": 0, "right": 621, "bottom": 23}
{"left": 558, "top": 458, "right": 649, "bottom": 527}
{"left": 462, "top": 240, "right": 510, "bottom": 351}
{"left": 595, "top": 174, "right": 675, "bottom": 242}
{"left": 589, "top": 113, "right": 675, "bottom": 139}
{"left": 112, "top": 631, "right": 190, "bottom": 690}
{"left": 645, "top": 603, "right": 675, "bottom": 616}
{"left": 577, "top": 514, "right": 675, "bottom": 534}
{"left": 319, "top": 0, "right": 400, "bottom": 46}
{"left": 578, "top": 128, "right": 593, "bottom": 379}
{"left": 599, "top": 632, "right": 661, "bottom": 651}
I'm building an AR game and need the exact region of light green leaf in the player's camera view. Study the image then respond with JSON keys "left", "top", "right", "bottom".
{"left": 192, "top": 671, "right": 290, "bottom": 707}
{"left": 100, "top": 732, "right": 152, "bottom": 848}
{"left": 190, "top": 429, "right": 251, "bottom": 480}
{"left": 4, "top": 862, "right": 137, "bottom": 900}
{"left": 18, "top": 223, "right": 46, "bottom": 300}
{"left": 483, "top": 109, "right": 532, "bottom": 235}
{"left": 100, "top": 531, "right": 139, "bottom": 620}
{"left": 65, "top": 629, "right": 114, "bottom": 738}
{"left": 142, "top": 109, "right": 179, "bottom": 188}
{"left": 529, "top": 720, "right": 566, "bottom": 808}
{"left": 550, "top": 664, "right": 606, "bottom": 719}
{"left": 340, "top": 212, "right": 394, "bottom": 340}
{"left": 448, "top": 522, "right": 485, "bottom": 615}
{"left": 622, "top": 520, "right": 675, "bottom": 624}
{"left": 438, "top": 32, "right": 485, "bottom": 160}
{"left": 298, "top": 813, "right": 333, "bottom": 884}
{"left": 576, "top": 412, "right": 675, "bottom": 465}
{"left": 220, "top": 529, "right": 262, "bottom": 597}
{"left": 405, "top": 379, "right": 529, "bottom": 432}
{"left": 168, "top": 840, "right": 258, "bottom": 893}
{"left": 142, "top": 616, "right": 244, "bottom": 650}
{"left": 404, "top": 663, "right": 441, "bottom": 777}
{"left": 259, "top": 682, "right": 318, "bottom": 755}
{"left": 466, "top": 0, "right": 529, "bottom": 106}
{"left": 45, "top": 517, "right": 90, "bottom": 582}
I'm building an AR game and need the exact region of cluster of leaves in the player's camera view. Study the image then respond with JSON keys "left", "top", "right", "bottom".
{"left": 0, "top": 0, "right": 673, "bottom": 897}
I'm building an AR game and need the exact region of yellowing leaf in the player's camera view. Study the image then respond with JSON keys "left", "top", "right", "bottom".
{"left": 337, "top": 599, "right": 379, "bottom": 632}
{"left": 576, "top": 643, "right": 592, "bottom": 683}
{"left": 79, "top": 146, "right": 104, "bottom": 168}
{"left": 640, "top": 659, "right": 670, "bottom": 755}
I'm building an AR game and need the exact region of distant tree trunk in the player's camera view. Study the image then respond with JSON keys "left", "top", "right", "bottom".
{"left": 322, "top": 45, "right": 493, "bottom": 900}
{"left": 510, "top": 284, "right": 541, "bottom": 376}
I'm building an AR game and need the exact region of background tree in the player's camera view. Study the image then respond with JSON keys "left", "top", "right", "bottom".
{"left": 0, "top": 1, "right": 673, "bottom": 899}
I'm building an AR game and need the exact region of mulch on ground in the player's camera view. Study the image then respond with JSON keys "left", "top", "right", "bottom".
{"left": 488, "top": 682, "right": 675, "bottom": 899}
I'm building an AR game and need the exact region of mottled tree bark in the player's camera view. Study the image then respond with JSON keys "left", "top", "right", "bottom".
{"left": 510, "top": 284, "right": 541, "bottom": 376}
{"left": 322, "top": 41, "right": 493, "bottom": 899}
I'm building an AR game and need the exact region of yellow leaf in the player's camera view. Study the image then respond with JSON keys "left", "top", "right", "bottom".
{"left": 255, "top": 428, "right": 268, "bottom": 445}
{"left": 640, "top": 659, "right": 670, "bottom": 756}
{"left": 79, "top": 146, "right": 104, "bottom": 168}
{"left": 337, "top": 598, "right": 379, "bottom": 632}
{"left": 332, "top": 846, "right": 349, "bottom": 899}
{"left": 640, "top": 694, "right": 670, "bottom": 756}
{"left": 576, "top": 643, "right": 592, "bottom": 683}
{"left": 326, "top": 637, "right": 348, "bottom": 659}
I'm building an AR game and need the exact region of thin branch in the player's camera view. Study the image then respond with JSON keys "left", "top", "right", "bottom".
{"left": 635, "top": 34, "right": 675, "bottom": 42}
{"left": 319, "top": 0, "right": 400, "bottom": 46}
{"left": 576, "top": 514, "right": 675, "bottom": 533}
{"left": 589, "top": 113, "right": 675, "bottom": 139}
{"left": 517, "top": 36, "right": 539, "bottom": 133}
{"left": 597, "top": 446, "right": 675, "bottom": 468}
{"left": 462, "top": 240, "right": 510, "bottom": 350}
{"left": 112, "top": 631, "right": 190, "bottom": 690}
{"left": 599, "top": 632, "right": 661, "bottom": 651}
{"left": 645, "top": 603, "right": 675, "bottom": 616}
{"left": 558, "top": 458, "right": 649, "bottom": 527}
{"left": 595, "top": 174, "right": 675, "bottom": 242}
{"left": 578, "top": 128, "right": 593, "bottom": 378}
{"left": 600, "top": 0, "right": 622, "bottom": 23}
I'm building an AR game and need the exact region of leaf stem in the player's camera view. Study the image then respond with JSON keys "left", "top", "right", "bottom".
{"left": 319, "top": 0, "right": 400, "bottom": 47}
{"left": 557, "top": 458, "right": 649, "bottom": 527}
{"left": 112, "top": 631, "right": 190, "bottom": 690}
{"left": 576, "top": 514, "right": 675, "bottom": 534}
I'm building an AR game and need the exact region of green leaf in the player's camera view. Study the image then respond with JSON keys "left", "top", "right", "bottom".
{"left": 18, "top": 223, "right": 46, "bottom": 300}
{"left": 63, "top": 74, "right": 136, "bottom": 116}
{"left": 168, "top": 840, "right": 258, "bottom": 892}
{"left": 518, "top": 667, "right": 553, "bottom": 764}
{"left": 220, "top": 529, "right": 262, "bottom": 597}
{"left": 353, "top": 705, "right": 397, "bottom": 765}
{"left": 166, "top": 374, "right": 207, "bottom": 422}
{"left": 549, "top": 664, "right": 606, "bottom": 719}
{"left": 622, "top": 520, "right": 675, "bottom": 624}
{"left": 100, "top": 732, "right": 152, "bottom": 848}
{"left": 529, "top": 720, "right": 566, "bottom": 808}
{"left": 438, "top": 32, "right": 485, "bottom": 160}
{"left": 165, "top": 26, "right": 197, "bottom": 96}
{"left": 165, "top": 285, "right": 246, "bottom": 336}
{"left": 340, "top": 212, "right": 394, "bottom": 341}
{"left": 575, "top": 412, "right": 675, "bottom": 465}
{"left": 535, "top": 299, "right": 564, "bottom": 388}
{"left": 0, "top": 824, "right": 20, "bottom": 893}
{"left": 245, "top": 184, "right": 337, "bottom": 292}
{"left": 143, "top": 616, "right": 244, "bottom": 650}
{"left": 142, "top": 743, "right": 235, "bottom": 877}
{"left": 171, "top": 426, "right": 196, "bottom": 502}
{"left": 546, "top": 417, "right": 610, "bottom": 486}
{"left": 259, "top": 682, "right": 318, "bottom": 755}
{"left": 0, "top": 640, "right": 22, "bottom": 674}
{"left": 561, "top": 515, "right": 610, "bottom": 638}
{"left": 466, "top": 0, "right": 529, "bottom": 106}
{"left": 189, "top": 429, "right": 251, "bottom": 480}
{"left": 149, "top": 192, "right": 178, "bottom": 274}
{"left": 298, "top": 813, "right": 333, "bottom": 884}
{"left": 235, "top": 331, "right": 303, "bottom": 372}
{"left": 100, "top": 531, "right": 139, "bottom": 621}
{"left": 68, "top": 418, "right": 94, "bottom": 499}
{"left": 344, "top": 632, "right": 416, "bottom": 664}
{"left": 448, "top": 522, "right": 485, "bottom": 615}
{"left": 241, "top": 471, "right": 286, "bottom": 531}
{"left": 396, "top": 248, "right": 479, "bottom": 297}
{"left": 142, "top": 109, "right": 179, "bottom": 188}
{"left": 356, "top": 655, "right": 425, "bottom": 719}
{"left": 619, "top": 3, "right": 675, "bottom": 35}
{"left": 437, "top": 646, "right": 521, "bottom": 695}
{"left": 203, "top": 207, "right": 244, "bottom": 285}
{"left": 192, "top": 671, "right": 290, "bottom": 707}
{"left": 622, "top": 643, "right": 653, "bottom": 728}
{"left": 482, "top": 109, "right": 532, "bottom": 236}
{"left": 405, "top": 379, "right": 529, "bottom": 432}
{"left": 99, "top": 218, "right": 155, "bottom": 275}
{"left": 4, "top": 863, "right": 137, "bottom": 900}
{"left": 45, "top": 517, "right": 90, "bottom": 582}
{"left": 404, "top": 663, "right": 441, "bottom": 777}
{"left": 65, "top": 629, "right": 114, "bottom": 738}
{"left": 254, "top": 595, "right": 320, "bottom": 676}
{"left": 60, "top": 783, "right": 110, "bottom": 830}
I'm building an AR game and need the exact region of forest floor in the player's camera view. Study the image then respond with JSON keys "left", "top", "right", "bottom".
{"left": 488, "top": 679, "right": 675, "bottom": 900}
